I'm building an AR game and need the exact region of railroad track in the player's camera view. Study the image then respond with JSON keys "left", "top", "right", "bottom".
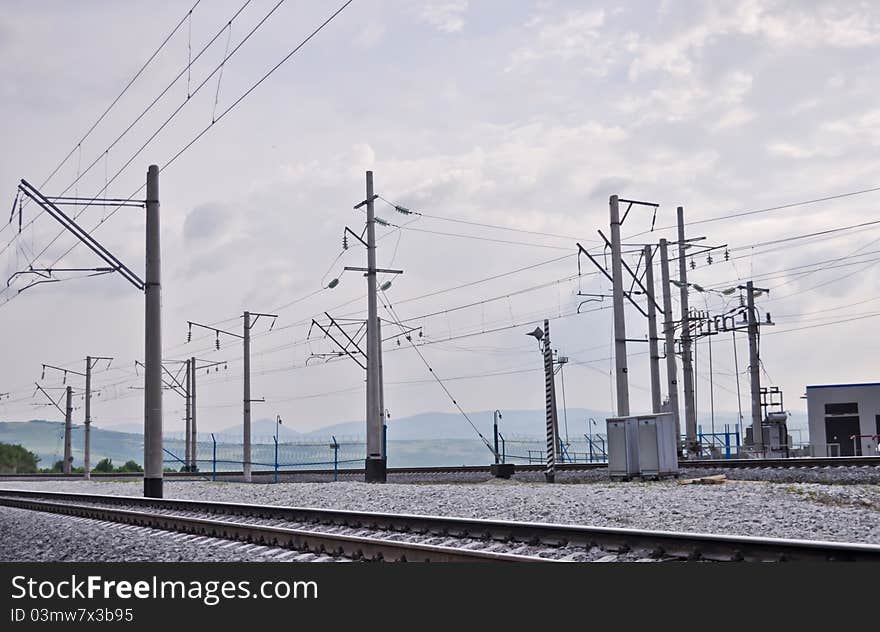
{"left": 1, "top": 455, "right": 878, "bottom": 481}
{"left": 1, "top": 489, "right": 878, "bottom": 562}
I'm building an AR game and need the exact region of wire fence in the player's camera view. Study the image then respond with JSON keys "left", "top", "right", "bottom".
{"left": 160, "top": 432, "right": 612, "bottom": 475}
{"left": 162, "top": 434, "right": 364, "bottom": 475}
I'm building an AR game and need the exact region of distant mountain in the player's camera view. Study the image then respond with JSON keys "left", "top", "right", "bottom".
{"left": 219, "top": 409, "right": 616, "bottom": 442}
{"left": 96, "top": 422, "right": 144, "bottom": 435}
{"left": 0, "top": 406, "right": 810, "bottom": 471}
{"left": 0, "top": 420, "right": 143, "bottom": 469}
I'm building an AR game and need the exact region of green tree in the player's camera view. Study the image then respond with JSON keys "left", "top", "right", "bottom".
{"left": 0, "top": 443, "right": 40, "bottom": 474}
{"left": 43, "top": 460, "right": 64, "bottom": 473}
{"left": 117, "top": 460, "right": 143, "bottom": 473}
{"left": 93, "top": 457, "right": 114, "bottom": 473}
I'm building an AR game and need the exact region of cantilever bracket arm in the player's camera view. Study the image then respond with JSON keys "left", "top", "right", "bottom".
{"left": 597, "top": 230, "right": 663, "bottom": 315}
{"left": 34, "top": 382, "right": 66, "bottom": 416}
{"left": 310, "top": 318, "right": 367, "bottom": 370}
{"left": 576, "top": 243, "right": 649, "bottom": 318}
{"left": 17, "top": 179, "right": 144, "bottom": 291}
{"left": 343, "top": 226, "right": 368, "bottom": 249}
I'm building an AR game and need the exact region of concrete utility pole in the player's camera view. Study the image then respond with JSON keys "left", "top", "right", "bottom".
{"left": 364, "top": 171, "right": 386, "bottom": 483}
{"left": 676, "top": 207, "right": 698, "bottom": 454}
{"left": 144, "top": 164, "right": 163, "bottom": 498}
{"left": 190, "top": 356, "right": 197, "bottom": 471}
{"left": 377, "top": 316, "right": 386, "bottom": 463}
{"left": 541, "top": 320, "right": 560, "bottom": 483}
{"left": 84, "top": 356, "right": 113, "bottom": 478}
{"left": 609, "top": 195, "right": 630, "bottom": 416}
{"left": 243, "top": 311, "right": 252, "bottom": 482}
{"left": 186, "top": 317, "right": 266, "bottom": 481}
{"left": 40, "top": 358, "right": 108, "bottom": 480}
{"left": 659, "top": 239, "right": 681, "bottom": 442}
{"left": 84, "top": 358, "right": 92, "bottom": 479}
{"left": 644, "top": 245, "right": 662, "bottom": 413}
{"left": 184, "top": 358, "right": 192, "bottom": 470}
{"left": 746, "top": 280, "right": 763, "bottom": 453}
{"left": 63, "top": 385, "right": 73, "bottom": 475}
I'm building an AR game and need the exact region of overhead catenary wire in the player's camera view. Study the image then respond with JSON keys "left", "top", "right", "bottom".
{"left": 1, "top": 0, "right": 355, "bottom": 307}
{"left": 378, "top": 290, "right": 497, "bottom": 455}
{"left": 0, "top": 0, "right": 218, "bottom": 258}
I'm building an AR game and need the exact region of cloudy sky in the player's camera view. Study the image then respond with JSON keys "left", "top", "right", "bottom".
{"left": 1, "top": 0, "right": 879, "bottom": 441}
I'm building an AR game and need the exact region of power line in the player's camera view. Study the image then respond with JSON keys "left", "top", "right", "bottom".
{"left": 376, "top": 195, "right": 599, "bottom": 243}
{"left": 16, "top": 1, "right": 203, "bottom": 206}
{"left": 625, "top": 184, "right": 880, "bottom": 240}
{"left": 2, "top": 0, "right": 354, "bottom": 306}
{"left": 0, "top": 0, "right": 213, "bottom": 254}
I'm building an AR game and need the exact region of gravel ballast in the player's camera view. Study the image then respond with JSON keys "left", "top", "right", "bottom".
{"left": 1, "top": 477, "right": 878, "bottom": 548}
{"left": 0, "top": 505, "right": 342, "bottom": 562}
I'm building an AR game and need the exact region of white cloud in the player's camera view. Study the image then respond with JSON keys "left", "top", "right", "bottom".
{"left": 507, "top": 9, "right": 616, "bottom": 74}
{"left": 354, "top": 21, "right": 386, "bottom": 49}
{"left": 419, "top": 1, "right": 469, "bottom": 34}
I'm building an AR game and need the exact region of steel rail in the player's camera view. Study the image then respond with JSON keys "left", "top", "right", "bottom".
{"left": 0, "top": 494, "right": 548, "bottom": 563}
{"left": 1, "top": 489, "right": 878, "bottom": 561}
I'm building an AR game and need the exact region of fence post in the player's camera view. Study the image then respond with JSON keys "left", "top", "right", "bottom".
{"left": 274, "top": 436, "right": 279, "bottom": 484}
{"left": 211, "top": 433, "right": 216, "bottom": 482}
{"left": 499, "top": 432, "right": 505, "bottom": 464}
{"left": 725, "top": 425, "right": 731, "bottom": 459}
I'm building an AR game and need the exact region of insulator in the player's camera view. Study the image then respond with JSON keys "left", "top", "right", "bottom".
{"left": 396, "top": 339, "right": 400, "bottom": 346}
{"left": 224, "top": 363, "right": 228, "bottom": 370}
{"left": 724, "top": 248, "right": 730, "bottom": 261}
{"left": 215, "top": 333, "right": 220, "bottom": 350}
{"left": 706, "top": 254, "right": 713, "bottom": 265}
{"left": 690, "top": 258, "right": 696, "bottom": 270}
{"left": 342, "top": 234, "right": 348, "bottom": 250}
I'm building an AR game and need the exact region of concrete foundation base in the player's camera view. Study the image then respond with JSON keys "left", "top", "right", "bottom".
{"left": 365, "top": 457, "right": 387, "bottom": 483}
{"left": 490, "top": 463, "right": 516, "bottom": 479}
{"left": 144, "top": 477, "right": 163, "bottom": 498}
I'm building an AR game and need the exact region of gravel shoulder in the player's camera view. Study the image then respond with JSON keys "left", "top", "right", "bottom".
{"left": 0, "top": 505, "right": 339, "bottom": 562}
{"left": 1, "top": 477, "right": 878, "bottom": 545}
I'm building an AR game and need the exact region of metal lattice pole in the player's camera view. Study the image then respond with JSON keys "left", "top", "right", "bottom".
{"left": 542, "top": 320, "right": 560, "bottom": 483}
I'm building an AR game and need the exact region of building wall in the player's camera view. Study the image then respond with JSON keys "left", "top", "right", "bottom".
{"left": 806, "top": 384, "right": 880, "bottom": 456}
